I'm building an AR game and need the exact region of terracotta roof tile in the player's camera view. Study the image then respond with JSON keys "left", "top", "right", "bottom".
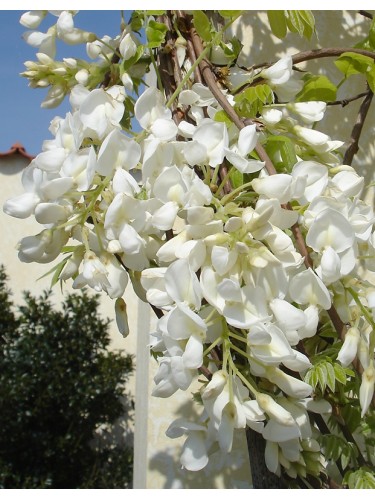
{"left": 0, "top": 143, "right": 35, "bottom": 161}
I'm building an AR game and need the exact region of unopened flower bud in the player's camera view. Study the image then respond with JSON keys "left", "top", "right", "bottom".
{"left": 337, "top": 327, "right": 360, "bottom": 367}
{"left": 257, "top": 393, "right": 295, "bottom": 426}
{"left": 360, "top": 362, "right": 375, "bottom": 417}
{"left": 115, "top": 297, "right": 130, "bottom": 337}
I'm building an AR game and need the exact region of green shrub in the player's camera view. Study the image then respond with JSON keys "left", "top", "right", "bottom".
{"left": 0, "top": 266, "right": 134, "bottom": 488}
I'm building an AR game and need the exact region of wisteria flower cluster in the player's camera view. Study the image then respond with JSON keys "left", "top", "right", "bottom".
{"left": 5, "top": 10, "right": 375, "bottom": 488}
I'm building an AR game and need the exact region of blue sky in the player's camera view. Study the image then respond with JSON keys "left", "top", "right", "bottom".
{"left": 0, "top": 11, "right": 127, "bottom": 156}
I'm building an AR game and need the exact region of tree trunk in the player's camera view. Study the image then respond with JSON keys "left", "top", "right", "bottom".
{"left": 246, "top": 428, "right": 286, "bottom": 488}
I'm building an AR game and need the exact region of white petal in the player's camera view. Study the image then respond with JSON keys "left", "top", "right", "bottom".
{"left": 289, "top": 268, "right": 331, "bottom": 309}
{"left": 200, "top": 266, "right": 226, "bottom": 313}
{"left": 270, "top": 298, "right": 306, "bottom": 330}
{"left": 317, "top": 246, "right": 341, "bottom": 285}
{"left": 238, "top": 124, "right": 258, "bottom": 156}
{"left": 134, "top": 87, "right": 171, "bottom": 130}
{"left": 180, "top": 432, "right": 209, "bottom": 471}
{"left": 179, "top": 90, "right": 199, "bottom": 106}
{"left": 252, "top": 174, "right": 293, "bottom": 204}
{"left": 268, "top": 368, "right": 313, "bottom": 398}
{"left": 96, "top": 129, "right": 140, "bottom": 175}
{"left": 165, "top": 258, "right": 202, "bottom": 308}
{"left": 211, "top": 245, "right": 237, "bottom": 276}
{"left": 119, "top": 33, "right": 137, "bottom": 61}
{"left": 183, "top": 335, "right": 203, "bottom": 369}
{"left": 152, "top": 201, "right": 179, "bottom": 230}
{"left": 184, "top": 140, "right": 207, "bottom": 166}
{"left": 226, "top": 149, "right": 265, "bottom": 174}
{"left": 35, "top": 202, "right": 67, "bottom": 224}
{"left": 170, "top": 356, "right": 193, "bottom": 390}
{"left": 150, "top": 118, "right": 178, "bottom": 141}
{"left": 306, "top": 209, "right": 354, "bottom": 253}
{"left": 3, "top": 192, "right": 39, "bottom": 219}
{"left": 261, "top": 56, "right": 292, "bottom": 85}
{"left": 20, "top": 11, "right": 46, "bottom": 29}
{"left": 40, "top": 177, "right": 73, "bottom": 199}
{"left": 265, "top": 440, "right": 280, "bottom": 475}
{"left": 262, "top": 420, "right": 300, "bottom": 443}
{"left": 119, "top": 223, "right": 143, "bottom": 254}
{"left": 35, "top": 148, "right": 66, "bottom": 172}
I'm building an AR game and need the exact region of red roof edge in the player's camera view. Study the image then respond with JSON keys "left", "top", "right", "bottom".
{"left": 0, "top": 143, "right": 35, "bottom": 161}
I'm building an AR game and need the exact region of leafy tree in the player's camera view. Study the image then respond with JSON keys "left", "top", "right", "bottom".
{"left": 0, "top": 265, "right": 134, "bottom": 488}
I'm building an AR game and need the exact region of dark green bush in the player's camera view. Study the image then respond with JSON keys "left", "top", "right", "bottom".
{"left": 0, "top": 266, "right": 134, "bottom": 488}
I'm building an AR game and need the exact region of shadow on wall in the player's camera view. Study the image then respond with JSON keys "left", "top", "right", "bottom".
{"left": 148, "top": 398, "right": 252, "bottom": 489}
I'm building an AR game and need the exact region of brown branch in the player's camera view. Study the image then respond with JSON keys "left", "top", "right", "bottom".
{"left": 177, "top": 10, "right": 204, "bottom": 85}
{"left": 358, "top": 10, "right": 373, "bottom": 20}
{"left": 343, "top": 89, "right": 374, "bottom": 166}
{"left": 189, "top": 25, "right": 277, "bottom": 178}
{"left": 100, "top": 52, "right": 120, "bottom": 89}
{"left": 292, "top": 48, "right": 375, "bottom": 66}
{"left": 327, "top": 91, "right": 369, "bottom": 107}
{"left": 252, "top": 47, "right": 375, "bottom": 71}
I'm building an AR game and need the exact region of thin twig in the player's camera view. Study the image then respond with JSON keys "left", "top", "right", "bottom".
{"left": 343, "top": 89, "right": 374, "bottom": 166}
{"left": 327, "top": 91, "right": 369, "bottom": 107}
{"left": 358, "top": 10, "right": 373, "bottom": 20}
{"left": 252, "top": 47, "right": 375, "bottom": 71}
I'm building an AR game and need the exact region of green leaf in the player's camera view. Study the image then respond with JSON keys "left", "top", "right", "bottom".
{"left": 286, "top": 10, "right": 315, "bottom": 40}
{"left": 316, "top": 363, "right": 328, "bottom": 392}
{"left": 333, "top": 362, "right": 347, "bottom": 385}
{"left": 297, "top": 10, "right": 316, "bottom": 39}
{"left": 366, "top": 64, "right": 375, "bottom": 92}
{"left": 130, "top": 11, "right": 145, "bottom": 32}
{"left": 229, "top": 169, "right": 244, "bottom": 189}
{"left": 321, "top": 434, "right": 356, "bottom": 470}
{"left": 369, "top": 18, "right": 375, "bottom": 50}
{"left": 254, "top": 84, "right": 273, "bottom": 103}
{"left": 219, "top": 37, "right": 243, "bottom": 64}
{"left": 296, "top": 74, "right": 337, "bottom": 102}
{"left": 267, "top": 11, "right": 287, "bottom": 39}
{"left": 343, "top": 468, "right": 375, "bottom": 489}
{"left": 286, "top": 11, "right": 304, "bottom": 35}
{"left": 234, "top": 84, "right": 273, "bottom": 118}
{"left": 145, "top": 10, "right": 166, "bottom": 15}
{"left": 214, "top": 109, "right": 232, "bottom": 126}
{"left": 341, "top": 404, "right": 362, "bottom": 433}
{"left": 193, "top": 11, "right": 212, "bottom": 43}
{"left": 146, "top": 20, "right": 168, "bottom": 48}
{"left": 264, "top": 136, "right": 298, "bottom": 172}
{"left": 335, "top": 52, "right": 374, "bottom": 78}
{"left": 37, "top": 255, "right": 71, "bottom": 287}
{"left": 326, "top": 362, "right": 336, "bottom": 392}
{"left": 51, "top": 257, "right": 70, "bottom": 287}
{"left": 121, "top": 45, "right": 144, "bottom": 72}
{"left": 304, "top": 367, "right": 318, "bottom": 389}
{"left": 340, "top": 443, "right": 356, "bottom": 470}
{"left": 218, "top": 10, "right": 241, "bottom": 19}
